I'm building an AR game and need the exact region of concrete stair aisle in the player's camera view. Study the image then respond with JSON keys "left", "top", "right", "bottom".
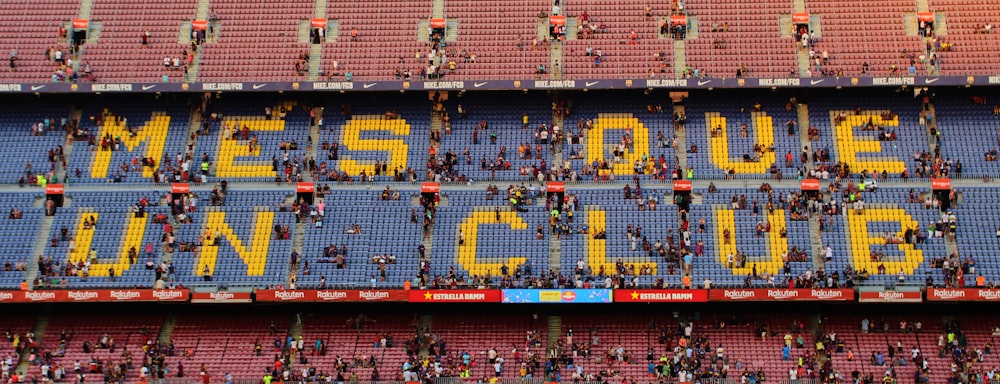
{"left": 550, "top": 42, "right": 563, "bottom": 79}
{"left": 182, "top": 0, "right": 213, "bottom": 82}
{"left": 924, "top": 98, "right": 939, "bottom": 152}
{"left": 288, "top": 313, "right": 304, "bottom": 340}
{"left": 431, "top": 0, "right": 445, "bottom": 19}
{"left": 57, "top": 107, "right": 83, "bottom": 184}
{"left": 809, "top": 214, "right": 825, "bottom": 272}
{"left": 417, "top": 315, "right": 432, "bottom": 357}
{"left": 792, "top": 0, "right": 806, "bottom": 14}
{"left": 915, "top": 0, "right": 929, "bottom": 13}
{"left": 185, "top": 106, "right": 204, "bottom": 162}
{"left": 797, "top": 103, "right": 814, "bottom": 171}
{"left": 25, "top": 195, "right": 62, "bottom": 289}
{"left": 430, "top": 102, "right": 443, "bottom": 156}
{"left": 547, "top": 316, "right": 562, "bottom": 355}
{"left": 548, "top": 197, "right": 562, "bottom": 273}
{"left": 672, "top": 40, "right": 686, "bottom": 78}
{"left": 672, "top": 103, "right": 688, "bottom": 172}
{"left": 797, "top": 49, "right": 810, "bottom": 76}
{"left": 15, "top": 316, "right": 49, "bottom": 375}
{"left": 306, "top": 44, "right": 324, "bottom": 81}
{"left": 414, "top": 197, "right": 434, "bottom": 287}
{"left": 158, "top": 315, "right": 178, "bottom": 344}
{"left": 290, "top": 221, "right": 307, "bottom": 288}
{"left": 304, "top": 106, "right": 324, "bottom": 182}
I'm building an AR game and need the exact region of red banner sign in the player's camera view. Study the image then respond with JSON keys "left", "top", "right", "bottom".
{"left": 296, "top": 182, "right": 314, "bottom": 193}
{"left": 792, "top": 13, "right": 810, "bottom": 23}
{"left": 255, "top": 290, "right": 407, "bottom": 302}
{"left": 430, "top": 18, "right": 447, "bottom": 29}
{"left": 858, "top": 290, "right": 922, "bottom": 303}
{"left": 546, "top": 181, "right": 565, "bottom": 193}
{"left": 800, "top": 178, "right": 820, "bottom": 191}
{"left": 310, "top": 18, "right": 327, "bottom": 28}
{"left": 931, "top": 178, "right": 951, "bottom": 190}
{"left": 190, "top": 291, "right": 253, "bottom": 303}
{"left": 709, "top": 288, "right": 852, "bottom": 301}
{"left": 192, "top": 20, "right": 208, "bottom": 31}
{"left": 72, "top": 19, "right": 89, "bottom": 30}
{"left": 927, "top": 288, "right": 1000, "bottom": 301}
{"left": 673, "top": 180, "right": 692, "bottom": 192}
{"left": 0, "top": 289, "right": 188, "bottom": 303}
{"left": 615, "top": 289, "right": 708, "bottom": 303}
{"left": 45, "top": 184, "right": 64, "bottom": 195}
{"left": 917, "top": 12, "right": 935, "bottom": 22}
{"left": 421, "top": 182, "right": 439, "bottom": 193}
{"left": 670, "top": 15, "right": 687, "bottom": 26}
{"left": 171, "top": 183, "right": 190, "bottom": 194}
{"left": 409, "top": 290, "right": 502, "bottom": 303}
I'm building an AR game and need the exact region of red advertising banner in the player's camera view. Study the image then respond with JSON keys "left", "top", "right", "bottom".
{"left": 615, "top": 289, "right": 708, "bottom": 303}
{"left": 310, "top": 18, "right": 327, "bottom": 28}
{"left": 421, "top": 182, "right": 439, "bottom": 193}
{"left": 800, "top": 178, "right": 820, "bottom": 191}
{"left": 792, "top": 13, "right": 810, "bottom": 24}
{"left": 430, "top": 18, "right": 447, "bottom": 29}
{"left": 192, "top": 20, "right": 208, "bottom": 31}
{"left": 549, "top": 15, "right": 566, "bottom": 26}
{"left": 931, "top": 178, "right": 951, "bottom": 190}
{"left": 171, "top": 183, "right": 190, "bottom": 194}
{"left": 255, "top": 290, "right": 407, "bottom": 302}
{"left": 408, "top": 290, "right": 502, "bottom": 303}
{"left": 546, "top": 181, "right": 565, "bottom": 193}
{"left": 858, "top": 290, "right": 922, "bottom": 303}
{"left": 673, "top": 180, "right": 692, "bottom": 191}
{"left": 296, "top": 182, "right": 315, "bottom": 193}
{"left": 45, "top": 184, "right": 64, "bottom": 195}
{"left": 926, "top": 288, "right": 1000, "bottom": 301}
{"left": 190, "top": 291, "right": 253, "bottom": 303}
{"left": 0, "top": 289, "right": 189, "bottom": 303}
{"left": 669, "top": 15, "right": 687, "bottom": 26}
{"left": 72, "top": 19, "right": 89, "bottom": 30}
{"left": 917, "top": 12, "right": 935, "bottom": 22}
{"left": 709, "top": 288, "right": 853, "bottom": 301}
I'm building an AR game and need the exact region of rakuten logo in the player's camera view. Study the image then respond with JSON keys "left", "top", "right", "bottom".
{"left": 153, "top": 290, "right": 186, "bottom": 300}
{"left": 933, "top": 289, "right": 966, "bottom": 299}
{"left": 274, "top": 291, "right": 306, "bottom": 300}
{"left": 879, "top": 291, "right": 904, "bottom": 300}
{"left": 68, "top": 291, "right": 99, "bottom": 300}
{"left": 723, "top": 290, "right": 755, "bottom": 299}
{"left": 210, "top": 292, "right": 235, "bottom": 300}
{"left": 110, "top": 291, "right": 141, "bottom": 300}
{"left": 317, "top": 291, "right": 348, "bottom": 300}
{"left": 359, "top": 291, "right": 389, "bottom": 300}
{"left": 0, "top": 292, "right": 14, "bottom": 301}
{"left": 767, "top": 290, "right": 799, "bottom": 299}
{"left": 25, "top": 291, "right": 56, "bottom": 301}
{"left": 978, "top": 290, "right": 1000, "bottom": 300}
{"left": 811, "top": 290, "right": 844, "bottom": 299}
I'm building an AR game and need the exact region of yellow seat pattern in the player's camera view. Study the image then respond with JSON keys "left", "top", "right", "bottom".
{"left": 832, "top": 112, "right": 905, "bottom": 174}
{"left": 585, "top": 114, "right": 651, "bottom": 175}
{"left": 91, "top": 112, "right": 171, "bottom": 179}
{"left": 215, "top": 119, "right": 287, "bottom": 178}
{"left": 68, "top": 212, "right": 147, "bottom": 277}
{"left": 586, "top": 207, "right": 657, "bottom": 274}
{"left": 196, "top": 211, "right": 274, "bottom": 276}
{"left": 339, "top": 115, "right": 410, "bottom": 176}
{"left": 714, "top": 207, "right": 787, "bottom": 276}
{"left": 707, "top": 112, "right": 775, "bottom": 174}
{"left": 456, "top": 211, "right": 527, "bottom": 276}
{"left": 846, "top": 208, "right": 923, "bottom": 275}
